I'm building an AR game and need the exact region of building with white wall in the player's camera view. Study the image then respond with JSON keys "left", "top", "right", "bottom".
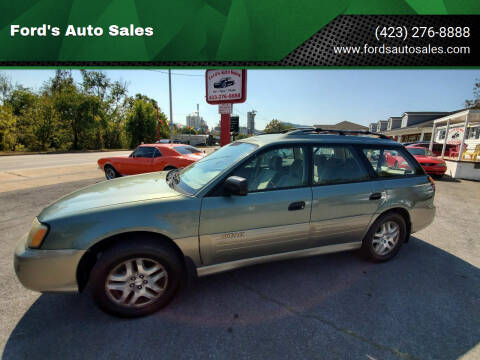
{"left": 186, "top": 111, "right": 208, "bottom": 131}
{"left": 376, "top": 120, "right": 388, "bottom": 132}
{"left": 247, "top": 111, "right": 256, "bottom": 134}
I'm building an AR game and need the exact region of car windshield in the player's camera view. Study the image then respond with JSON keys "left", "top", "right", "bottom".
{"left": 175, "top": 146, "right": 201, "bottom": 154}
{"left": 407, "top": 147, "right": 429, "bottom": 156}
{"left": 172, "top": 142, "right": 258, "bottom": 195}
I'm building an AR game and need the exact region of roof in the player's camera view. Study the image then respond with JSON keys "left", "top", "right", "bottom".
{"left": 141, "top": 143, "right": 186, "bottom": 148}
{"left": 401, "top": 111, "right": 451, "bottom": 116}
{"left": 240, "top": 131, "right": 396, "bottom": 147}
{"left": 313, "top": 121, "right": 368, "bottom": 131}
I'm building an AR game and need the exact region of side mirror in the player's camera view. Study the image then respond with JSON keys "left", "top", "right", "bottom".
{"left": 224, "top": 176, "right": 248, "bottom": 196}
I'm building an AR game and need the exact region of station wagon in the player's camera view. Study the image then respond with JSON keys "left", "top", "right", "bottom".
{"left": 14, "top": 128, "right": 436, "bottom": 317}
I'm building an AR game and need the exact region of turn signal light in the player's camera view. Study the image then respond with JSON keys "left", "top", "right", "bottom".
{"left": 27, "top": 218, "right": 49, "bottom": 248}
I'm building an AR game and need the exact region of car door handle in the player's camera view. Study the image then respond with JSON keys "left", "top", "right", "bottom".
{"left": 369, "top": 192, "right": 382, "bottom": 200}
{"left": 288, "top": 201, "right": 305, "bottom": 211}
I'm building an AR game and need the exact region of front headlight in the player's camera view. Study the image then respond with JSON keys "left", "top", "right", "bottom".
{"left": 27, "top": 218, "right": 49, "bottom": 248}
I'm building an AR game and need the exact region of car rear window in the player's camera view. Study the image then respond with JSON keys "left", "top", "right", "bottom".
{"left": 175, "top": 146, "right": 201, "bottom": 154}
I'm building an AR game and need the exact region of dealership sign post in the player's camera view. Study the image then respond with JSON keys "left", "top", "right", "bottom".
{"left": 218, "top": 103, "right": 233, "bottom": 114}
{"left": 206, "top": 70, "right": 246, "bottom": 146}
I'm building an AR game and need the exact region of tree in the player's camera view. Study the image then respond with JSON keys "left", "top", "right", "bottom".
{"left": 178, "top": 126, "right": 197, "bottom": 134}
{"left": 80, "top": 70, "right": 110, "bottom": 100}
{"left": 264, "top": 119, "right": 290, "bottom": 133}
{"left": 49, "top": 70, "right": 74, "bottom": 94}
{"left": 465, "top": 79, "right": 480, "bottom": 109}
{"left": 0, "top": 70, "right": 169, "bottom": 152}
{"left": 236, "top": 133, "right": 249, "bottom": 140}
{"left": 34, "top": 96, "right": 60, "bottom": 150}
{"left": 54, "top": 86, "right": 101, "bottom": 150}
{"left": 125, "top": 98, "right": 158, "bottom": 148}
{"left": 6, "top": 89, "right": 39, "bottom": 147}
{"left": 0, "top": 73, "right": 12, "bottom": 105}
{"left": 0, "top": 105, "right": 17, "bottom": 151}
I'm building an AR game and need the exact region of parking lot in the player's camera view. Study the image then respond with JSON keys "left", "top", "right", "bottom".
{"left": 0, "top": 155, "right": 479, "bottom": 359}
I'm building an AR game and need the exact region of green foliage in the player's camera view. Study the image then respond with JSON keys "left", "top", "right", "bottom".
{"left": 0, "top": 73, "right": 12, "bottom": 105}
{"left": 126, "top": 99, "right": 159, "bottom": 148}
{"left": 0, "top": 105, "right": 17, "bottom": 151}
{"left": 236, "top": 133, "right": 249, "bottom": 140}
{"left": 264, "top": 119, "right": 290, "bottom": 133}
{"left": 178, "top": 126, "right": 197, "bottom": 134}
{"left": 0, "top": 70, "right": 172, "bottom": 152}
{"left": 6, "top": 89, "right": 39, "bottom": 147}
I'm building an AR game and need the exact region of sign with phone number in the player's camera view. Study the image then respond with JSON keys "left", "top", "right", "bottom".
{"left": 206, "top": 69, "right": 247, "bottom": 104}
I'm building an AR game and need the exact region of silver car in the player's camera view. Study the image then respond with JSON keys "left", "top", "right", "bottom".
{"left": 14, "top": 129, "right": 436, "bottom": 317}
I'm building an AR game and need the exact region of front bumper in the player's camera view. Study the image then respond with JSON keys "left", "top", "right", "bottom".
{"left": 14, "top": 233, "right": 85, "bottom": 293}
{"left": 422, "top": 165, "right": 447, "bottom": 175}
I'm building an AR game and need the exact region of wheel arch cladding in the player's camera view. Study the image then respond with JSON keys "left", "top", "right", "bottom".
{"left": 76, "top": 231, "right": 187, "bottom": 292}
{"left": 378, "top": 207, "right": 411, "bottom": 242}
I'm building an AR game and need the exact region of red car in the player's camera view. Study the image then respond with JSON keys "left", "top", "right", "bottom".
{"left": 98, "top": 144, "right": 206, "bottom": 180}
{"left": 406, "top": 146, "right": 447, "bottom": 178}
{"left": 406, "top": 142, "right": 456, "bottom": 157}
{"left": 384, "top": 149, "right": 409, "bottom": 169}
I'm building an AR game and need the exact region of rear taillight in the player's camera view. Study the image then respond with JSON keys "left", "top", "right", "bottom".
{"left": 428, "top": 175, "right": 435, "bottom": 192}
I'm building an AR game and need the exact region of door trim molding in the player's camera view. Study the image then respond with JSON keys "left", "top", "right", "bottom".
{"left": 196, "top": 241, "right": 361, "bottom": 277}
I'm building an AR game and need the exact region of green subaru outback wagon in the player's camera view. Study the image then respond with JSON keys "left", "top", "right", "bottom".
{"left": 15, "top": 129, "right": 436, "bottom": 317}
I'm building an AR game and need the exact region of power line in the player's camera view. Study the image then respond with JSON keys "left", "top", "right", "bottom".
{"left": 147, "top": 69, "right": 204, "bottom": 77}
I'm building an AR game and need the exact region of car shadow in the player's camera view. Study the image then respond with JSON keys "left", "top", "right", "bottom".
{"left": 437, "top": 175, "right": 461, "bottom": 182}
{"left": 3, "top": 237, "right": 479, "bottom": 360}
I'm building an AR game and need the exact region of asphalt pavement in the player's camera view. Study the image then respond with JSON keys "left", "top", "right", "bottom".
{"left": 0, "top": 148, "right": 217, "bottom": 193}
{"left": 0, "top": 176, "right": 478, "bottom": 359}
{"left": 0, "top": 151, "right": 132, "bottom": 172}
{"left": 0, "top": 151, "right": 130, "bottom": 193}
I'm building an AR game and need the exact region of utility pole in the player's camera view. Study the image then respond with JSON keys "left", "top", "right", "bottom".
{"left": 156, "top": 106, "right": 160, "bottom": 142}
{"left": 168, "top": 69, "right": 173, "bottom": 143}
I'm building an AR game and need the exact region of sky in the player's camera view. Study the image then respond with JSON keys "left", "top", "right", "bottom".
{"left": 1, "top": 69, "right": 479, "bottom": 130}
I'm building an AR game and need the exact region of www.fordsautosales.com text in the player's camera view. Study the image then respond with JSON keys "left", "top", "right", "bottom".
{"left": 10, "top": 24, "right": 154, "bottom": 37}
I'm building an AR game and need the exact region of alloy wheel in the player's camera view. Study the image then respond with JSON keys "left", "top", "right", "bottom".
{"left": 372, "top": 221, "right": 400, "bottom": 256}
{"left": 105, "top": 258, "right": 168, "bottom": 308}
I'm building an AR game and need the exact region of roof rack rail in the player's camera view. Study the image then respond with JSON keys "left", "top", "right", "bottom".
{"left": 287, "top": 127, "right": 390, "bottom": 139}
{"left": 257, "top": 127, "right": 313, "bottom": 135}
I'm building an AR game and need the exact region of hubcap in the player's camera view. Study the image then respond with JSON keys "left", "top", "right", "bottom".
{"left": 105, "top": 258, "right": 168, "bottom": 308}
{"left": 106, "top": 168, "right": 115, "bottom": 179}
{"left": 372, "top": 221, "right": 400, "bottom": 256}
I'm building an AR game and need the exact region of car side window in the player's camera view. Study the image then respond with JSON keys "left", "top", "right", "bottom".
{"left": 313, "top": 146, "right": 368, "bottom": 185}
{"left": 153, "top": 148, "right": 162, "bottom": 158}
{"left": 232, "top": 146, "right": 307, "bottom": 192}
{"left": 363, "top": 148, "right": 416, "bottom": 177}
{"left": 134, "top": 147, "right": 155, "bottom": 158}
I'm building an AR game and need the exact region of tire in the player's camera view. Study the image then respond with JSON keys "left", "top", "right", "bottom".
{"left": 89, "top": 238, "right": 184, "bottom": 317}
{"left": 361, "top": 212, "right": 407, "bottom": 262}
{"left": 104, "top": 165, "right": 119, "bottom": 180}
{"left": 163, "top": 166, "right": 177, "bottom": 171}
